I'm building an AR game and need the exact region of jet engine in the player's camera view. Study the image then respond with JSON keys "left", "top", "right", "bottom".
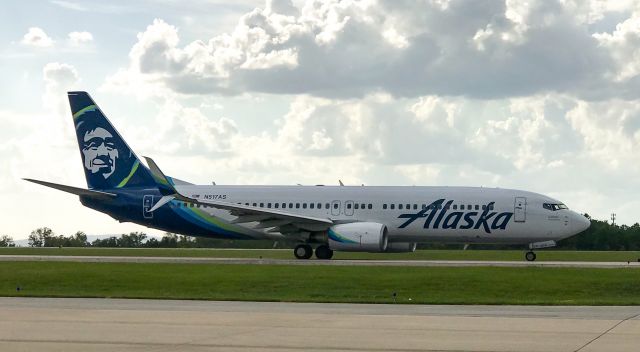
{"left": 385, "top": 242, "right": 417, "bottom": 253}
{"left": 328, "top": 222, "right": 388, "bottom": 252}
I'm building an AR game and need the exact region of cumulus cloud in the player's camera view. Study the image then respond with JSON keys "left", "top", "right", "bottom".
{"left": 104, "top": 0, "right": 640, "bottom": 100}
{"left": 68, "top": 31, "right": 93, "bottom": 45}
{"left": 21, "top": 27, "right": 54, "bottom": 47}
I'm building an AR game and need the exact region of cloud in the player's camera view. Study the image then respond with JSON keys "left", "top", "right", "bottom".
{"left": 104, "top": 0, "right": 640, "bottom": 100}
{"left": 68, "top": 31, "right": 93, "bottom": 45}
{"left": 42, "top": 63, "right": 80, "bottom": 140}
{"left": 21, "top": 27, "right": 54, "bottom": 48}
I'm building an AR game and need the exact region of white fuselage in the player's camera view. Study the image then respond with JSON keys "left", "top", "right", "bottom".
{"left": 170, "top": 185, "right": 589, "bottom": 245}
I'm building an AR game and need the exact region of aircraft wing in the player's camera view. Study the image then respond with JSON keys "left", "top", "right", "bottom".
{"left": 143, "top": 157, "right": 334, "bottom": 236}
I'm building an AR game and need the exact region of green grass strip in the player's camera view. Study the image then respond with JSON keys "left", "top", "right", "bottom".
{"left": 2, "top": 262, "right": 640, "bottom": 305}
{"left": 2, "top": 248, "right": 640, "bottom": 262}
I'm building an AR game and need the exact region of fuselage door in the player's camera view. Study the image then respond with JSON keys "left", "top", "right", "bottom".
{"left": 514, "top": 197, "right": 526, "bottom": 223}
{"left": 344, "top": 200, "right": 354, "bottom": 216}
{"left": 331, "top": 200, "right": 341, "bottom": 216}
{"left": 143, "top": 195, "right": 154, "bottom": 219}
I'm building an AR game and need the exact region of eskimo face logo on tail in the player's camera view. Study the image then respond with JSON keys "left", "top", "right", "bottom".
{"left": 397, "top": 199, "right": 513, "bottom": 234}
{"left": 81, "top": 126, "right": 119, "bottom": 179}
{"left": 75, "top": 115, "right": 135, "bottom": 188}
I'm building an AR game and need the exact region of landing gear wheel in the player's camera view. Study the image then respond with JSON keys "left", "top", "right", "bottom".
{"left": 294, "top": 244, "right": 313, "bottom": 259}
{"left": 315, "top": 245, "right": 334, "bottom": 260}
{"left": 525, "top": 251, "right": 537, "bottom": 262}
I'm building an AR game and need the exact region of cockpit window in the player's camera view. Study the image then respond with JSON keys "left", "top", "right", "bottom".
{"left": 543, "top": 203, "right": 568, "bottom": 211}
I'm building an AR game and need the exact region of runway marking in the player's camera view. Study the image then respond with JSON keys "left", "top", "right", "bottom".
{"left": 1, "top": 255, "right": 639, "bottom": 268}
{"left": 573, "top": 313, "right": 640, "bottom": 352}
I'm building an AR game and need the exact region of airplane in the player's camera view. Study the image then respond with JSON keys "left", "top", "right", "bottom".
{"left": 25, "top": 92, "right": 591, "bottom": 261}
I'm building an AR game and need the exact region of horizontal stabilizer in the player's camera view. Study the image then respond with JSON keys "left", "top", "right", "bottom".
{"left": 148, "top": 195, "right": 175, "bottom": 212}
{"left": 23, "top": 178, "right": 117, "bottom": 199}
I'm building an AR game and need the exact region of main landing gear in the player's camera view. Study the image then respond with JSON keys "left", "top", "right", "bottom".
{"left": 293, "top": 244, "right": 333, "bottom": 260}
{"left": 525, "top": 251, "right": 537, "bottom": 262}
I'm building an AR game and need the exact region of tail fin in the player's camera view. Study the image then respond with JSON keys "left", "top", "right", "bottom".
{"left": 69, "top": 91, "right": 155, "bottom": 190}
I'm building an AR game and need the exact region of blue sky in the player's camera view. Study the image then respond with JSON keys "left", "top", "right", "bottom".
{"left": 2, "top": 0, "right": 640, "bottom": 239}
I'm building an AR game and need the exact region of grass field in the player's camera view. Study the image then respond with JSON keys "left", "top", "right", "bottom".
{"left": 2, "top": 247, "right": 640, "bottom": 262}
{"left": 1, "top": 262, "right": 639, "bottom": 305}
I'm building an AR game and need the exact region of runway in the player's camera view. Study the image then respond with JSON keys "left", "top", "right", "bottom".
{"left": 0, "top": 298, "right": 638, "bottom": 352}
{"left": 1, "top": 254, "right": 640, "bottom": 268}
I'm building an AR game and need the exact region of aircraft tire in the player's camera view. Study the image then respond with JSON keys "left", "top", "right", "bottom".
{"left": 315, "top": 245, "right": 334, "bottom": 260}
{"left": 294, "top": 244, "right": 313, "bottom": 259}
{"left": 525, "top": 251, "right": 537, "bottom": 262}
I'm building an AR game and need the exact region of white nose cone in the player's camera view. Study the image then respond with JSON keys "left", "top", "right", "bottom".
{"left": 574, "top": 214, "right": 591, "bottom": 233}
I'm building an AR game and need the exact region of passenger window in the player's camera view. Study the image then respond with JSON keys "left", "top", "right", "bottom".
{"left": 260, "top": 203, "right": 264, "bottom": 207}
{"left": 368, "top": 204, "right": 372, "bottom": 209}
{"left": 347, "top": 203, "right": 352, "bottom": 209}
{"left": 399, "top": 204, "right": 403, "bottom": 210}
{"left": 383, "top": 204, "right": 387, "bottom": 209}
{"left": 361, "top": 203, "right": 365, "bottom": 209}
{"left": 317, "top": 203, "right": 322, "bottom": 209}
{"left": 267, "top": 203, "right": 272, "bottom": 208}
{"left": 406, "top": 204, "right": 410, "bottom": 209}
{"left": 391, "top": 204, "right": 395, "bottom": 210}
{"left": 275, "top": 203, "right": 279, "bottom": 209}
{"left": 296, "top": 203, "right": 300, "bottom": 209}
{"left": 355, "top": 204, "right": 359, "bottom": 210}
{"left": 413, "top": 204, "right": 417, "bottom": 210}
{"left": 475, "top": 205, "right": 479, "bottom": 210}
{"left": 453, "top": 204, "right": 457, "bottom": 210}
{"left": 310, "top": 203, "right": 315, "bottom": 209}
{"left": 460, "top": 205, "right": 464, "bottom": 210}
{"left": 333, "top": 203, "right": 339, "bottom": 209}
{"left": 482, "top": 205, "right": 486, "bottom": 210}
{"left": 422, "top": 204, "right": 426, "bottom": 210}
{"left": 325, "top": 203, "right": 330, "bottom": 209}
{"left": 282, "top": 203, "right": 286, "bottom": 208}
{"left": 468, "top": 205, "right": 471, "bottom": 210}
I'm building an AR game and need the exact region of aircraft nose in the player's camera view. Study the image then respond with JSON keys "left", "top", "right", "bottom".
{"left": 573, "top": 213, "right": 591, "bottom": 233}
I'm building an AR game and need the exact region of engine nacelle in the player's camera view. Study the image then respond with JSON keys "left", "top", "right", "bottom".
{"left": 328, "top": 222, "right": 388, "bottom": 252}
{"left": 385, "top": 242, "right": 417, "bottom": 253}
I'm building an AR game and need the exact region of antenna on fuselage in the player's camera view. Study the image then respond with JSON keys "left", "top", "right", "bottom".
{"left": 212, "top": 181, "right": 216, "bottom": 185}
{"left": 339, "top": 180, "right": 344, "bottom": 186}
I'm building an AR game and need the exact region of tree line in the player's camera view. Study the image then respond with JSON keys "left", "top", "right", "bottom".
{"left": 1, "top": 215, "right": 639, "bottom": 250}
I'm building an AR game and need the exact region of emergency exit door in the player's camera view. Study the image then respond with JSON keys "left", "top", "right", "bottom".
{"left": 143, "top": 195, "right": 154, "bottom": 219}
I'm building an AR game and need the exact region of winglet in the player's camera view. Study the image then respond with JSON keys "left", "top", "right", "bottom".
{"left": 143, "top": 156, "right": 177, "bottom": 195}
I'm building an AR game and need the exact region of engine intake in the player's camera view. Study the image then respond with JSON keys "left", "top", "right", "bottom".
{"left": 328, "top": 222, "right": 388, "bottom": 252}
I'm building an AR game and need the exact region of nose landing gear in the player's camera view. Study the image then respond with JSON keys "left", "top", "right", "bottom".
{"left": 525, "top": 251, "right": 537, "bottom": 262}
